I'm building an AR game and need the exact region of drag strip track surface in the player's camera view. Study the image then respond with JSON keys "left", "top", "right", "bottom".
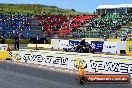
{"left": 0, "top": 61, "right": 131, "bottom": 88}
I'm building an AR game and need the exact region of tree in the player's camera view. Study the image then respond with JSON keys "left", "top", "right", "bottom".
{"left": 71, "top": 9, "right": 76, "bottom": 12}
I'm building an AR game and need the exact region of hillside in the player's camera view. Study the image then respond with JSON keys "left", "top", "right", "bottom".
{"left": 0, "top": 3, "right": 90, "bottom": 15}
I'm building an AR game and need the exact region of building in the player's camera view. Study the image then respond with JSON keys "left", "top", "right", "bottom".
{"left": 96, "top": 4, "right": 132, "bottom": 15}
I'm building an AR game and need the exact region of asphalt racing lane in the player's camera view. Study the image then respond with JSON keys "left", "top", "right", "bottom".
{"left": 0, "top": 61, "right": 131, "bottom": 88}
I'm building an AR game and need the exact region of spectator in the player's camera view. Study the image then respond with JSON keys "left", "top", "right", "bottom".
{"left": 1, "top": 37, "right": 5, "bottom": 44}
{"left": 36, "top": 34, "right": 40, "bottom": 44}
{"left": 29, "top": 37, "right": 33, "bottom": 44}
{"left": 32, "top": 36, "right": 36, "bottom": 44}
{"left": 44, "top": 36, "right": 48, "bottom": 44}
{"left": 14, "top": 34, "right": 19, "bottom": 50}
{"left": 114, "top": 31, "right": 118, "bottom": 39}
{"left": 102, "top": 35, "right": 107, "bottom": 41}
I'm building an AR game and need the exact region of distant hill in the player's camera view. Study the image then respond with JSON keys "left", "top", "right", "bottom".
{"left": 0, "top": 3, "right": 91, "bottom": 15}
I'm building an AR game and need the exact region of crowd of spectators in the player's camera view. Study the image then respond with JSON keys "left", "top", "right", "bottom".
{"left": 0, "top": 13, "right": 32, "bottom": 38}
{"left": 0, "top": 12, "right": 132, "bottom": 40}
{"left": 88, "top": 13, "right": 131, "bottom": 31}
{"left": 74, "top": 13, "right": 132, "bottom": 38}
{"left": 38, "top": 14, "right": 95, "bottom": 37}
{"left": 0, "top": 12, "right": 96, "bottom": 38}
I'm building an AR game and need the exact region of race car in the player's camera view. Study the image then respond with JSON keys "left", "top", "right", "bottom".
{"left": 63, "top": 44, "right": 76, "bottom": 52}
{"left": 63, "top": 42, "right": 95, "bottom": 53}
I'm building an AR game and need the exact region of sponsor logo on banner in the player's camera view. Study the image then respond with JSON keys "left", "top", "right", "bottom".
{"left": 11, "top": 52, "right": 132, "bottom": 75}
{"left": 85, "top": 74, "right": 131, "bottom": 83}
{"left": 90, "top": 60, "right": 132, "bottom": 74}
{"left": 91, "top": 41, "right": 104, "bottom": 52}
{"left": 126, "top": 41, "right": 132, "bottom": 54}
{"left": 72, "top": 58, "right": 87, "bottom": 69}
{"left": 129, "top": 44, "right": 132, "bottom": 52}
{"left": 23, "top": 54, "right": 69, "bottom": 65}
{"left": 12, "top": 53, "right": 22, "bottom": 60}
{"left": 69, "top": 40, "right": 80, "bottom": 46}
{"left": 59, "top": 40, "right": 69, "bottom": 49}
{"left": 104, "top": 45, "right": 116, "bottom": 48}
{"left": 102, "top": 42, "right": 117, "bottom": 53}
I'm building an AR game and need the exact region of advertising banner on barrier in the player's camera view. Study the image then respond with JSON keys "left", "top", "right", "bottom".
{"left": 0, "top": 44, "right": 7, "bottom": 50}
{"left": 116, "top": 41, "right": 126, "bottom": 54}
{"left": 51, "top": 39, "right": 60, "bottom": 49}
{"left": 10, "top": 50, "right": 132, "bottom": 79}
{"left": 126, "top": 41, "right": 132, "bottom": 55}
{"left": 59, "top": 40, "right": 69, "bottom": 49}
{"left": 91, "top": 41, "right": 104, "bottom": 52}
{"left": 69, "top": 40, "right": 91, "bottom": 46}
{"left": 52, "top": 39, "right": 126, "bottom": 54}
{"left": 59, "top": 40, "right": 80, "bottom": 49}
{"left": 69, "top": 40, "right": 80, "bottom": 46}
{"left": 58, "top": 39, "right": 92, "bottom": 50}
{"left": 102, "top": 42, "right": 117, "bottom": 53}
{"left": 0, "top": 50, "right": 9, "bottom": 60}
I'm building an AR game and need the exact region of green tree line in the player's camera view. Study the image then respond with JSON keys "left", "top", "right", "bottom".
{"left": 0, "top": 3, "right": 91, "bottom": 15}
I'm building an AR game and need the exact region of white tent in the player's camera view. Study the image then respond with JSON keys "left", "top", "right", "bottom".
{"left": 118, "top": 4, "right": 132, "bottom": 8}
{"left": 96, "top": 5, "right": 119, "bottom": 9}
{"left": 96, "top": 4, "right": 132, "bottom": 15}
{"left": 97, "top": 4, "right": 132, "bottom": 9}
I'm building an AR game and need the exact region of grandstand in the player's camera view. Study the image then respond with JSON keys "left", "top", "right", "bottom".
{"left": 96, "top": 4, "right": 132, "bottom": 15}
{"left": 0, "top": 13, "right": 31, "bottom": 38}
{"left": 75, "top": 13, "right": 132, "bottom": 38}
{"left": 0, "top": 4, "right": 132, "bottom": 40}
{"left": 37, "top": 14, "right": 95, "bottom": 37}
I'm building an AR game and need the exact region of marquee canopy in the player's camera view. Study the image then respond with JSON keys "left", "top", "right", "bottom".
{"left": 96, "top": 4, "right": 132, "bottom": 9}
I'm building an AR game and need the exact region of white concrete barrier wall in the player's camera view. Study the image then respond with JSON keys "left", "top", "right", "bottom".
{"left": 59, "top": 40, "right": 69, "bottom": 49}
{"left": 102, "top": 42, "right": 118, "bottom": 53}
{"left": 51, "top": 39, "right": 126, "bottom": 54}
{"left": 102, "top": 41, "right": 126, "bottom": 54}
{"left": 0, "top": 44, "right": 8, "bottom": 50}
{"left": 51, "top": 39, "right": 60, "bottom": 49}
{"left": 10, "top": 50, "right": 132, "bottom": 79}
{"left": 117, "top": 41, "right": 126, "bottom": 54}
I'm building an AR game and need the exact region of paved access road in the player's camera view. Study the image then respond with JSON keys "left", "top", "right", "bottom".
{"left": 0, "top": 61, "right": 131, "bottom": 88}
